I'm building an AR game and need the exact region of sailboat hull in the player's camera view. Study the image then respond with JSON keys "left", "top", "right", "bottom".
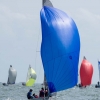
{"left": 2, "top": 83, "right": 9, "bottom": 86}
{"left": 95, "top": 85, "right": 100, "bottom": 88}
{"left": 22, "top": 82, "right": 26, "bottom": 86}
{"left": 30, "top": 97, "right": 49, "bottom": 100}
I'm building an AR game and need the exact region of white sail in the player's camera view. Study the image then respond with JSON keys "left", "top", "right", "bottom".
{"left": 7, "top": 65, "right": 17, "bottom": 84}
{"left": 98, "top": 60, "right": 100, "bottom": 82}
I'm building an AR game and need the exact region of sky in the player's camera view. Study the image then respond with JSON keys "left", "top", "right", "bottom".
{"left": 0, "top": 0, "right": 100, "bottom": 84}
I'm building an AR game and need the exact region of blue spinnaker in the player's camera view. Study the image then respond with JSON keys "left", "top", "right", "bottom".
{"left": 40, "top": 6, "right": 80, "bottom": 93}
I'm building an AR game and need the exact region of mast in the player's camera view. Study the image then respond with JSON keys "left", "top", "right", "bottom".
{"left": 44, "top": 74, "right": 48, "bottom": 88}
{"left": 42, "top": 0, "right": 53, "bottom": 90}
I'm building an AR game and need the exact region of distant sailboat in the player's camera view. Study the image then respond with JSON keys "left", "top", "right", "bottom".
{"left": 2, "top": 65, "right": 17, "bottom": 86}
{"left": 95, "top": 60, "right": 100, "bottom": 88}
{"left": 98, "top": 60, "right": 100, "bottom": 82}
{"left": 79, "top": 56, "right": 93, "bottom": 88}
{"left": 30, "top": 0, "right": 80, "bottom": 99}
{"left": 22, "top": 65, "right": 37, "bottom": 86}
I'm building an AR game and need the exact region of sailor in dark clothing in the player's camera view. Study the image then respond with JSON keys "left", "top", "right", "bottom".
{"left": 98, "top": 81, "right": 100, "bottom": 86}
{"left": 79, "top": 83, "right": 82, "bottom": 87}
{"left": 27, "top": 89, "right": 33, "bottom": 99}
{"left": 45, "top": 89, "right": 48, "bottom": 97}
{"left": 95, "top": 81, "right": 100, "bottom": 88}
{"left": 39, "top": 87, "right": 44, "bottom": 97}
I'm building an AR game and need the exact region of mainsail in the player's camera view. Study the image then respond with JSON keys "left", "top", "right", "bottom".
{"left": 7, "top": 65, "right": 17, "bottom": 84}
{"left": 26, "top": 65, "right": 37, "bottom": 86}
{"left": 40, "top": 1, "right": 80, "bottom": 93}
{"left": 98, "top": 60, "right": 100, "bottom": 82}
{"left": 80, "top": 57, "right": 93, "bottom": 86}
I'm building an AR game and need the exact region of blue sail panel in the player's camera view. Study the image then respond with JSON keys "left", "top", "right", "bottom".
{"left": 40, "top": 6, "right": 80, "bottom": 93}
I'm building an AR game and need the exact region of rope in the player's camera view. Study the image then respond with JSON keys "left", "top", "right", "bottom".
{"left": 34, "top": 30, "right": 40, "bottom": 72}
{"left": 34, "top": 24, "right": 44, "bottom": 84}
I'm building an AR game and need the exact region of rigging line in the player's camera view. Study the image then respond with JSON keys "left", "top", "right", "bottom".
{"left": 36, "top": 61, "right": 42, "bottom": 84}
{"left": 34, "top": 26, "right": 41, "bottom": 73}
{"left": 33, "top": 25, "right": 41, "bottom": 86}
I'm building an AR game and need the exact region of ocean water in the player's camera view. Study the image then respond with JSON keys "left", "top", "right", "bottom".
{"left": 0, "top": 83, "right": 100, "bottom": 100}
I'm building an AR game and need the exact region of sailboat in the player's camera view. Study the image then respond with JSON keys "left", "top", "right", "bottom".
{"left": 95, "top": 60, "right": 100, "bottom": 88}
{"left": 30, "top": 0, "right": 80, "bottom": 99}
{"left": 2, "top": 65, "right": 17, "bottom": 86}
{"left": 22, "top": 65, "right": 37, "bottom": 86}
{"left": 79, "top": 56, "right": 93, "bottom": 88}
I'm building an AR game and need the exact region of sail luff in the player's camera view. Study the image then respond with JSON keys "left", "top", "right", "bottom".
{"left": 26, "top": 65, "right": 31, "bottom": 83}
{"left": 99, "top": 72, "right": 100, "bottom": 82}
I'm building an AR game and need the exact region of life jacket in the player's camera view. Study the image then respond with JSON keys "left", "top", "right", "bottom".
{"left": 39, "top": 90, "right": 44, "bottom": 97}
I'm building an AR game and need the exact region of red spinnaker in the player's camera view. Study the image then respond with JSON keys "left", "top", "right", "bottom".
{"left": 80, "top": 58, "right": 93, "bottom": 86}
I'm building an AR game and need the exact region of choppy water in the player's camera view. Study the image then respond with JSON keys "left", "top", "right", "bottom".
{"left": 0, "top": 83, "right": 100, "bottom": 100}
